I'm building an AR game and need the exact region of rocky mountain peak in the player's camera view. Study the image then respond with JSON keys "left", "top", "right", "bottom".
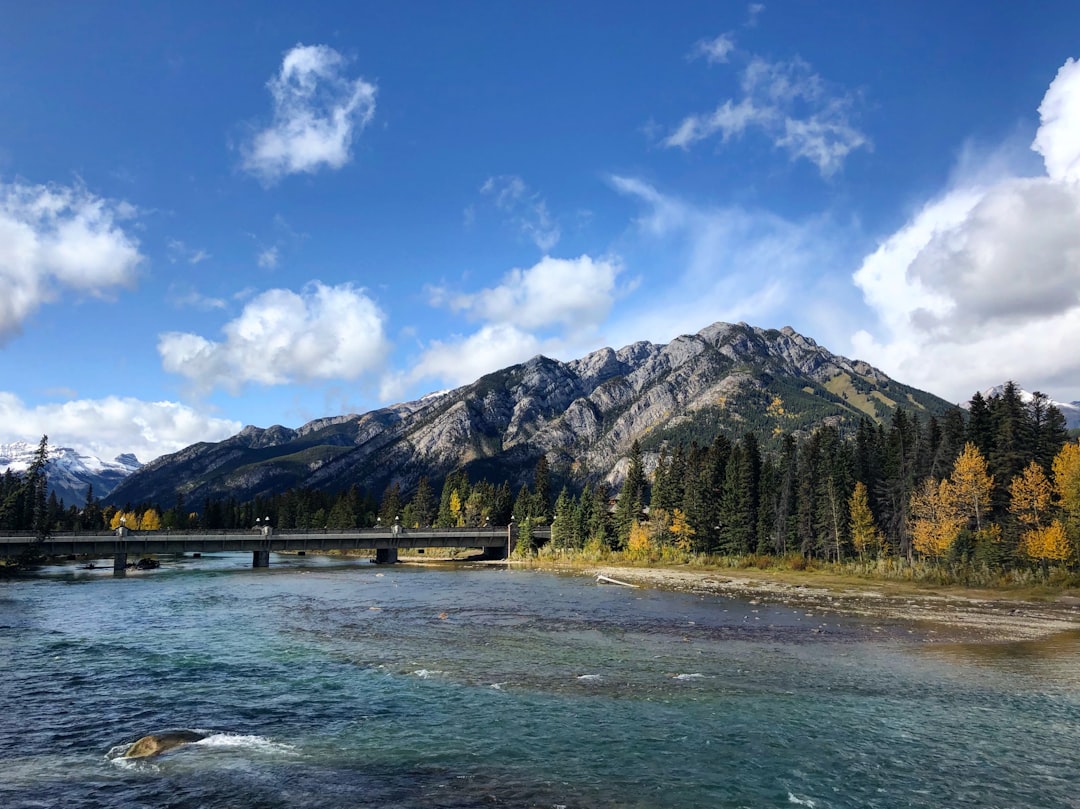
{"left": 106, "top": 320, "right": 958, "bottom": 507}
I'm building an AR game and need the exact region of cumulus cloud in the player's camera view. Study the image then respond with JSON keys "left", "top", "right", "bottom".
{"left": 1032, "top": 57, "right": 1080, "bottom": 183}
{"left": 397, "top": 255, "right": 623, "bottom": 394}
{"left": 242, "top": 44, "right": 377, "bottom": 184}
{"left": 852, "top": 56, "right": 1080, "bottom": 402}
{"left": 665, "top": 54, "right": 868, "bottom": 176}
{"left": 480, "top": 175, "right": 560, "bottom": 251}
{"left": 158, "top": 281, "right": 389, "bottom": 393}
{"left": 387, "top": 324, "right": 545, "bottom": 395}
{"left": 0, "top": 181, "right": 142, "bottom": 342}
{"left": 0, "top": 391, "right": 241, "bottom": 464}
{"left": 430, "top": 254, "right": 621, "bottom": 334}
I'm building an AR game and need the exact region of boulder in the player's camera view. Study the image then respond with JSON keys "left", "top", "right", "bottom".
{"left": 123, "top": 730, "right": 207, "bottom": 758}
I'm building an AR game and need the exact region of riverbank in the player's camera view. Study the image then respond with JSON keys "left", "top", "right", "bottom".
{"left": 572, "top": 564, "right": 1080, "bottom": 642}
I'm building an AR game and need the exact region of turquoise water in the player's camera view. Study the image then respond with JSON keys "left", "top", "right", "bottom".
{"left": 2, "top": 555, "right": 1079, "bottom": 808}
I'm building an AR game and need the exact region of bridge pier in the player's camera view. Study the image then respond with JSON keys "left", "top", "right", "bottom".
{"left": 113, "top": 552, "right": 127, "bottom": 571}
{"left": 252, "top": 550, "right": 270, "bottom": 568}
{"left": 374, "top": 548, "right": 398, "bottom": 564}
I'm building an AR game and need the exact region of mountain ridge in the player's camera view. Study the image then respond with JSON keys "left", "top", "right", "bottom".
{"left": 105, "top": 321, "right": 958, "bottom": 508}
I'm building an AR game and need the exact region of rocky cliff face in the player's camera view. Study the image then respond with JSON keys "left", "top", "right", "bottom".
{"left": 106, "top": 321, "right": 957, "bottom": 506}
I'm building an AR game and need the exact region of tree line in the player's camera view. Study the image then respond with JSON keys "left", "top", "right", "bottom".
{"left": 8, "top": 383, "right": 1080, "bottom": 573}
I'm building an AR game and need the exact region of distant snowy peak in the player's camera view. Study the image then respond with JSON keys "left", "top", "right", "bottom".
{"left": 0, "top": 441, "right": 142, "bottom": 504}
{"left": 978, "top": 385, "right": 1080, "bottom": 429}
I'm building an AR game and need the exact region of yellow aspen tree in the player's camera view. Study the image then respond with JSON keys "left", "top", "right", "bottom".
{"left": 948, "top": 442, "right": 994, "bottom": 531}
{"left": 110, "top": 510, "right": 139, "bottom": 530}
{"left": 448, "top": 490, "right": 464, "bottom": 527}
{"left": 1009, "top": 461, "right": 1052, "bottom": 529}
{"left": 626, "top": 520, "right": 653, "bottom": 560}
{"left": 848, "top": 481, "right": 878, "bottom": 559}
{"left": 669, "top": 508, "right": 696, "bottom": 553}
{"left": 1022, "top": 521, "right": 1071, "bottom": 563}
{"left": 1052, "top": 442, "right": 1080, "bottom": 536}
{"left": 909, "top": 478, "right": 962, "bottom": 558}
{"left": 138, "top": 508, "right": 162, "bottom": 531}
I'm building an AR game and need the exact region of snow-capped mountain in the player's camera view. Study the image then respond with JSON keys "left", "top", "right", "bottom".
{"left": 0, "top": 442, "right": 142, "bottom": 505}
{"left": 980, "top": 385, "right": 1080, "bottom": 430}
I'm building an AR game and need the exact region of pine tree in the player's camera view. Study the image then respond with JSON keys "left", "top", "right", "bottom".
{"left": 613, "top": 441, "right": 645, "bottom": 549}
{"left": 27, "top": 435, "right": 49, "bottom": 540}
{"left": 533, "top": 455, "right": 551, "bottom": 524}
{"left": 550, "top": 487, "right": 573, "bottom": 549}
{"left": 411, "top": 477, "right": 435, "bottom": 527}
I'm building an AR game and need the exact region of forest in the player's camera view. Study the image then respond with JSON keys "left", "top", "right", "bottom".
{"left": 6, "top": 382, "right": 1080, "bottom": 577}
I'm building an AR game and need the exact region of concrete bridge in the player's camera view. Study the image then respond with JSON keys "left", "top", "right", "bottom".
{"left": 0, "top": 524, "right": 547, "bottom": 570}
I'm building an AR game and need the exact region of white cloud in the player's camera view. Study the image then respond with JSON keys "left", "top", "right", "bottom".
{"left": 1032, "top": 57, "right": 1080, "bottom": 182}
{"left": 167, "top": 239, "right": 211, "bottom": 264}
{"left": 158, "top": 281, "right": 389, "bottom": 392}
{"left": 664, "top": 54, "right": 868, "bottom": 176}
{"left": 0, "top": 181, "right": 142, "bottom": 341}
{"left": 607, "top": 175, "right": 853, "bottom": 350}
{"left": 257, "top": 246, "right": 279, "bottom": 268}
{"left": 242, "top": 44, "right": 377, "bottom": 184}
{"left": 168, "top": 284, "right": 227, "bottom": 311}
{"left": 431, "top": 254, "right": 622, "bottom": 334}
{"left": 852, "top": 56, "right": 1080, "bottom": 403}
{"left": 692, "top": 33, "right": 736, "bottom": 64}
{"left": 0, "top": 392, "right": 241, "bottom": 464}
{"left": 387, "top": 324, "right": 544, "bottom": 396}
{"left": 399, "top": 255, "right": 623, "bottom": 393}
{"left": 480, "top": 175, "right": 561, "bottom": 251}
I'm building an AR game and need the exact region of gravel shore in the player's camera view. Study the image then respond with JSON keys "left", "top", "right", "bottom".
{"left": 586, "top": 565, "right": 1080, "bottom": 643}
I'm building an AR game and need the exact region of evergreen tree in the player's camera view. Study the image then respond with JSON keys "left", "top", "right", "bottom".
{"left": 379, "top": 482, "right": 402, "bottom": 523}
{"left": 533, "top": 455, "right": 551, "bottom": 524}
{"left": 550, "top": 487, "right": 574, "bottom": 549}
{"left": 613, "top": 441, "right": 645, "bottom": 549}
{"left": 411, "top": 477, "right": 436, "bottom": 527}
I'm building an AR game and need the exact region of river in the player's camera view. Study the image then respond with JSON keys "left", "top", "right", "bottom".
{"left": 2, "top": 554, "right": 1078, "bottom": 808}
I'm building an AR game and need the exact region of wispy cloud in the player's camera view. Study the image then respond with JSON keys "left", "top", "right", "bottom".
{"left": 257, "top": 246, "right": 279, "bottom": 269}
{"left": 168, "top": 284, "right": 227, "bottom": 311}
{"left": 242, "top": 44, "right": 377, "bottom": 184}
{"left": 691, "top": 32, "right": 736, "bottom": 64}
{"left": 167, "top": 238, "right": 211, "bottom": 264}
{"left": 480, "top": 175, "right": 561, "bottom": 251}
{"left": 664, "top": 53, "right": 869, "bottom": 177}
{"left": 0, "top": 180, "right": 142, "bottom": 342}
{"left": 607, "top": 175, "right": 851, "bottom": 350}
{"left": 158, "top": 281, "right": 389, "bottom": 393}
{"left": 852, "top": 57, "right": 1080, "bottom": 402}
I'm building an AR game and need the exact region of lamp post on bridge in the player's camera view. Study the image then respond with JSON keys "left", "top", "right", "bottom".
{"left": 507, "top": 515, "right": 514, "bottom": 561}
{"left": 252, "top": 516, "right": 272, "bottom": 568}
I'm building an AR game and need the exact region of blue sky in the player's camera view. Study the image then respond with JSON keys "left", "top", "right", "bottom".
{"left": 1, "top": 1, "right": 1079, "bottom": 463}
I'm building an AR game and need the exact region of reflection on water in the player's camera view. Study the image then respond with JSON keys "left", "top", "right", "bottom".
{"left": 926, "top": 628, "right": 1080, "bottom": 682}
{"left": 2, "top": 555, "right": 1079, "bottom": 809}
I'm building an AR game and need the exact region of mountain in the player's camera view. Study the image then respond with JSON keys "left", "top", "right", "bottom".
{"left": 106, "top": 321, "right": 958, "bottom": 507}
{"left": 0, "top": 442, "right": 142, "bottom": 505}
{"left": 979, "top": 384, "right": 1080, "bottom": 430}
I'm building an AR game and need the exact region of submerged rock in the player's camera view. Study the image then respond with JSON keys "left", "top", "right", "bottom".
{"left": 123, "top": 730, "right": 207, "bottom": 758}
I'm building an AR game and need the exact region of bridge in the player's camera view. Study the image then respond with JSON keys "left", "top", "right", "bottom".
{"left": 0, "top": 524, "right": 547, "bottom": 570}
